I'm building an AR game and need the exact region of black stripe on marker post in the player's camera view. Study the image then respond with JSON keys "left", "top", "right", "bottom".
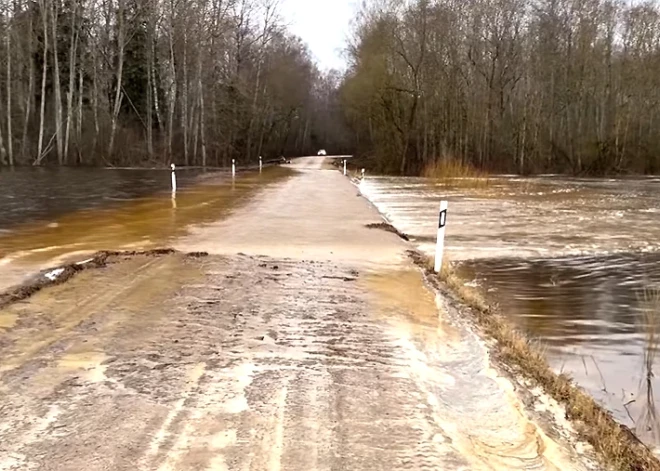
{"left": 438, "top": 209, "right": 447, "bottom": 228}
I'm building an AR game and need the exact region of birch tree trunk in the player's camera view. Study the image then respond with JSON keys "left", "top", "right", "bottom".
{"left": 36, "top": 0, "right": 49, "bottom": 164}
{"left": 146, "top": 3, "right": 154, "bottom": 161}
{"left": 64, "top": 3, "right": 80, "bottom": 163}
{"left": 166, "top": 0, "right": 176, "bottom": 163}
{"left": 198, "top": 53, "right": 207, "bottom": 167}
{"left": 6, "top": 12, "right": 13, "bottom": 165}
{"left": 76, "top": 68, "right": 83, "bottom": 163}
{"left": 108, "top": 0, "right": 126, "bottom": 158}
{"left": 181, "top": 26, "right": 189, "bottom": 165}
{"left": 50, "top": 0, "right": 64, "bottom": 164}
{"left": 21, "top": 13, "right": 34, "bottom": 160}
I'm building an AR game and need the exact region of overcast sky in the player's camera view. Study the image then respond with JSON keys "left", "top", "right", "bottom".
{"left": 280, "top": 0, "right": 355, "bottom": 71}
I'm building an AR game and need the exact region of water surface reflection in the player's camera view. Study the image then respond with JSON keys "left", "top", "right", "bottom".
{"left": 0, "top": 167, "right": 292, "bottom": 289}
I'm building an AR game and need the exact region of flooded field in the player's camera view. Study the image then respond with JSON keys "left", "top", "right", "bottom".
{"left": 360, "top": 175, "right": 660, "bottom": 445}
{"left": 0, "top": 166, "right": 292, "bottom": 290}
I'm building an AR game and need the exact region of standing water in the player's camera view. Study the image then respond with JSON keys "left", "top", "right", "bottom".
{"left": 0, "top": 167, "right": 292, "bottom": 290}
{"left": 360, "top": 175, "right": 660, "bottom": 446}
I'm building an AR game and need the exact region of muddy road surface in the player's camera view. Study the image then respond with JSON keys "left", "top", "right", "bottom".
{"left": 0, "top": 158, "right": 597, "bottom": 470}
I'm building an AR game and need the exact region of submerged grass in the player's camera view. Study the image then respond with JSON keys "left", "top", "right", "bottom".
{"left": 408, "top": 250, "right": 660, "bottom": 471}
{"left": 636, "top": 288, "right": 660, "bottom": 443}
{"left": 422, "top": 159, "right": 491, "bottom": 188}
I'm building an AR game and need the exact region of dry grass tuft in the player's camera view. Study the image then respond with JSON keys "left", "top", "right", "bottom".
{"left": 636, "top": 288, "right": 660, "bottom": 443}
{"left": 422, "top": 158, "right": 491, "bottom": 188}
{"left": 365, "top": 222, "right": 410, "bottom": 241}
{"left": 407, "top": 249, "right": 660, "bottom": 471}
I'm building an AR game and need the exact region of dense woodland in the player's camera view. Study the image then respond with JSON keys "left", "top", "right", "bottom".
{"left": 2, "top": 0, "right": 660, "bottom": 175}
{"left": 341, "top": 0, "right": 660, "bottom": 175}
{"left": 0, "top": 0, "right": 352, "bottom": 167}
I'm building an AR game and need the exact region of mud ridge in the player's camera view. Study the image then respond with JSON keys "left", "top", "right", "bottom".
{"left": 365, "top": 222, "right": 410, "bottom": 241}
{"left": 406, "top": 248, "right": 660, "bottom": 471}
{"left": 0, "top": 248, "right": 208, "bottom": 310}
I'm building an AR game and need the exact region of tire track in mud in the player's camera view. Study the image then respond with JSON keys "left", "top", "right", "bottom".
{"left": 363, "top": 268, "right": 596, "bottom": 471}
{"left": 0, "top": 253, "right": 597, "bottom": 471}
{"left": 0, "top": 254, "right": 475, "bottom": 471}
{"left": 0, "top": 254, "right": 201, "bottom": 471}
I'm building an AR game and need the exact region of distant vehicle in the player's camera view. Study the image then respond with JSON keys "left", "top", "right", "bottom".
{"left": 317, "top": 149, "right": 327, "bottom": 156}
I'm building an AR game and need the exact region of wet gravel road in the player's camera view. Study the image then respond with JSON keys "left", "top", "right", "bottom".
{"left": 0, "top": 158, "right": 598, "bottom": 470}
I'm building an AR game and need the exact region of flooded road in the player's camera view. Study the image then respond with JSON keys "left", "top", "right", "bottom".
{"left": 0, "top": 167, "right": 292, "bottom": 290}
{"left": 359, "top": 175, "right": 660, "bottom": 445}
{"left": 0, "top": 158, "right": 597, "bottom": 470}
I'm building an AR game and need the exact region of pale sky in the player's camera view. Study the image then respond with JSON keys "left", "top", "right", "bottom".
{"left": 280, "top": 0, "right": 355, "bottom": 71}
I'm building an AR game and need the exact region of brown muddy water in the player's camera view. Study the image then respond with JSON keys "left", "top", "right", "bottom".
{"left": 0, "top": 166, "right": 292, "bottom": 290}
{"left": 360, "top": 175, "right": 660, "bottom": 447}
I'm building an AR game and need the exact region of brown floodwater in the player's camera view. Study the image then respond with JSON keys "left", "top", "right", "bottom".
{"left": 359, "top": 174, "right": 660, "bottom": 446}
{"left": 0, "top": 166, "right": 293, "bottom": 290}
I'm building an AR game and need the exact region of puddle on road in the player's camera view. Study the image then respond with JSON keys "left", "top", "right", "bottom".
{"left": 57, "top": 351, "right": 108, "bottom": 383}
{"left": 0, "top": 312, "right": 18, "bottom": 330}
{"left": 363, "top": 268, "right": 459, "bottom": 343}
{"left": 0, "top": 167, "right": 293, "bottom": 290}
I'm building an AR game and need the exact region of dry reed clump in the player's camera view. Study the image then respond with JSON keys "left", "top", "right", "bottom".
{"left": 422, "top": 158, "right": 491, "bottom": 188}
{"left": 407, "top": 250, "right": 660, "bottom": 471}
{"left": 636, "top": 287, "right": 660, "bottom": 444}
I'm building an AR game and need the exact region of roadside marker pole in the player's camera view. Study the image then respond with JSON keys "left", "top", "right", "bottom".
{"left": 171, "top": 163, "right": 177, "bottom": 193}
{"left": 343, "top": 159, "right": 347, "bottom": 176}
{"left": 259, "top": 156, "right": 262, "bottom": 173}
{"left": 232, "top": 159, "right": 236, "bottom": 178}
{"left": 361, "top": 168, "right": 365, "bottom": 179}
{"left": 434, "top": 201, "right": 448, "bottom": 273}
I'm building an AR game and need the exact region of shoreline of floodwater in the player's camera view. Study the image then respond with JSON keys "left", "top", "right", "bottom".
{"left": 351, "top": 167, "right": 660, "bottom": 470}
{"left": 408, "top": 248, "right": 660, "bottom": 471}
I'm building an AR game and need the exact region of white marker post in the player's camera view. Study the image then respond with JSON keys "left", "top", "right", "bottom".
{"left": 232, "top": 159, "right": 236, "bottom": 178}
{"left": 259, "top": 156, "right": 263, "bottom": 173}
{"left": 434, "top": 201, "right": 448, "bottom": 273}
{"left": 361, "top": 168, "right": 365, "bottom": 179}
{"left": 343, "top": 159, "right": 347, "bottom": 176}
{"left": 171, "top": 163, "right": 177, "bottom": 193}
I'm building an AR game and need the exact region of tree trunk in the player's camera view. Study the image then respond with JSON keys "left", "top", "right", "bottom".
{"left": 36, "top": 0, "right": 49, "bottom": 164}
{"left": 64, "top": 4, "right": 79, "bottom": 163}
{"left": 198, "top": 54, "right": 207, "bottom": 167}
{"left": 108, "top": 0, "right": 126, "bottom": 158}
{"left": 181, "top": 26, "right": 189, "bottom": 165}
{"left": 50, "top": 0, "right": 64, "bottom": 164}
{"left": 146, "top": 9, "right": 154, "bottom": 161}
{"left": 21, "top": 12, "right": 34, "bottom": 160}
{"left": 166, "top": 0, "right": 176, "bottom": 163}
{"left": 6, "top": 14, "right": 13, "bottom": 166}
{"left": 92, "top": 47, "right": 100, "bottom": 155}
{"left": 76, "top": 68, "right": 83, "bottom": 163}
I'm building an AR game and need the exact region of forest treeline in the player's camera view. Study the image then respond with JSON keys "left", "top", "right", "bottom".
{"left": 3, "top": 0, "right": 660, "bottom": 175}
{"left": 340, "top": 0, "right": 660, "bottom": 175}
{"left": 0, "top": 0, "right": 352, "bottom": 167}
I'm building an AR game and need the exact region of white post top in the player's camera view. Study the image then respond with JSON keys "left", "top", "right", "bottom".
{"left": 171, "top": 163, "right": 175, "bottom": 170}
{"left": 232, "top": 159, "right": 235, "bottom": 163}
